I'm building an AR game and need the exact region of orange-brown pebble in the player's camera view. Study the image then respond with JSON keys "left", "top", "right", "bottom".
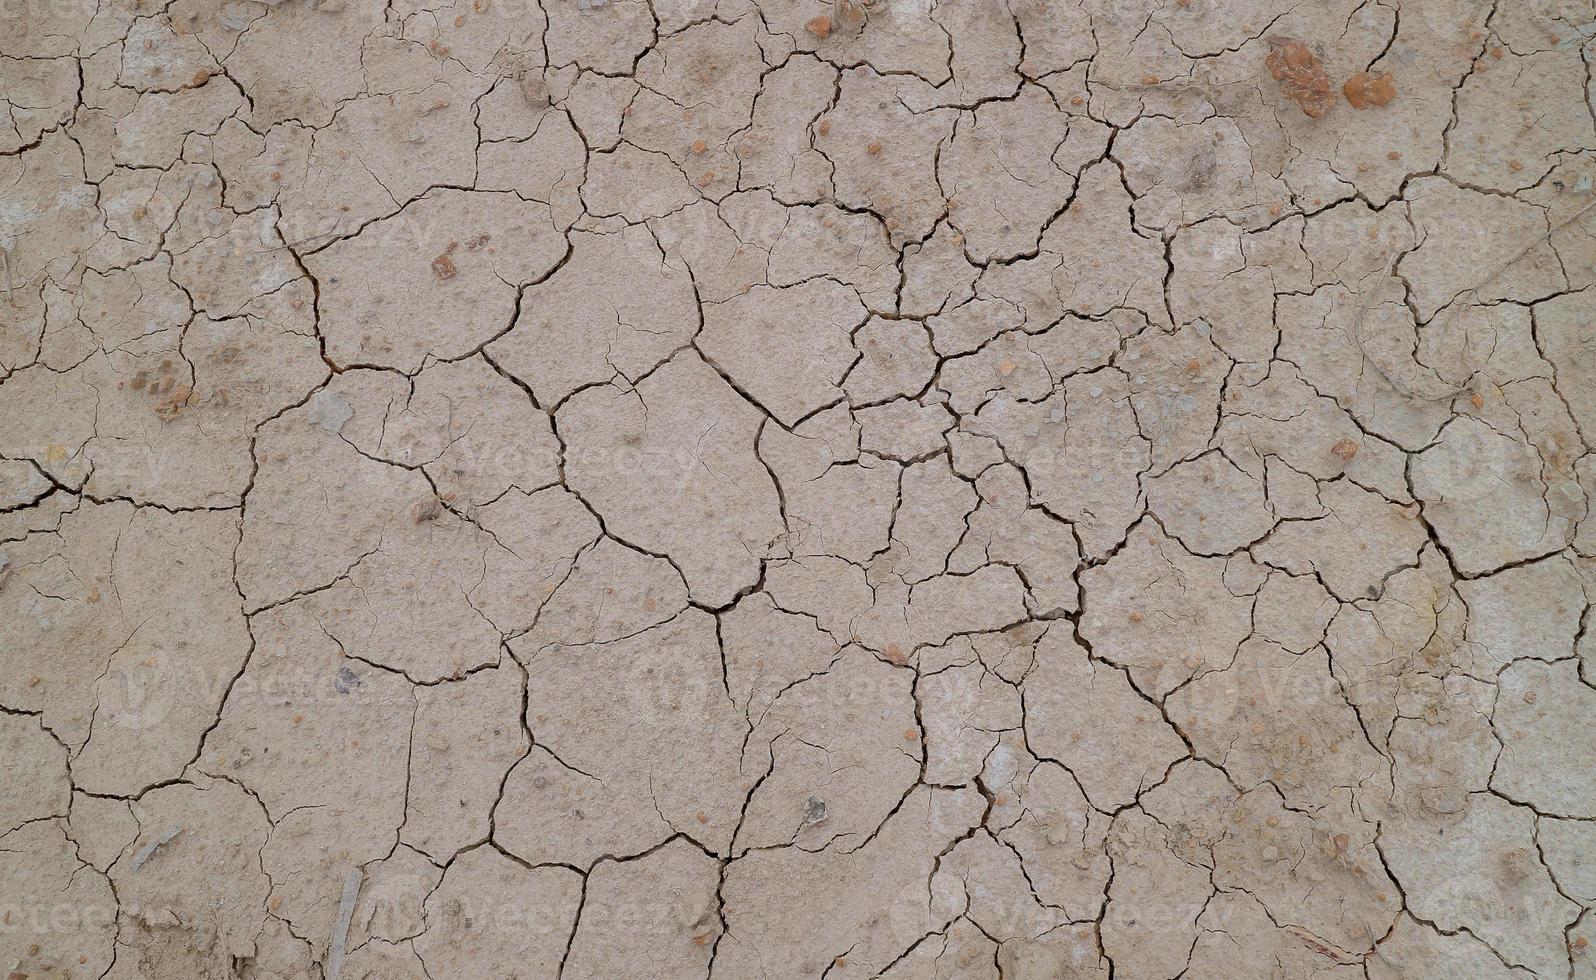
{"left": 691, "top": 138, "right": 707, "bottom": 154}
{"left": 1343, "top": 71, "right": 1396, "bottom": 109}
{"left": 1266, "top": 37, "right": 1334, "bottom": 117}
{"left": 866, "top": 141, "right": 882, "bottom": 155}
{"left": 805, "top": 14, "right": 832, "bottom": 37}
{"left": 1331, "top": 438, "right": 1358, "bottom": 460}
{"left": 1128, "top": 610, "right": 1144, "bottom": 623}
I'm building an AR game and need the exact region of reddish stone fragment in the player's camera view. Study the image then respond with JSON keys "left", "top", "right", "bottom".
{"left": 1344, "top": 71, "right": 1397, "bottom": 109}
{"left": 1266, "top": 37, "right": 1335, "bottom": 118}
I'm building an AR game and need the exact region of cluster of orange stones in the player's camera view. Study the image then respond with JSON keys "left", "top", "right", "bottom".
{"left": 804, "top": 0, "right": 875, "bottom": 38}
{"left": 1266, "top": 37, "right": 1396, "bottom": 117}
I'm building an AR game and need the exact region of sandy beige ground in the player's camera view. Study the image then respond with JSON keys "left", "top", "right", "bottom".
{"left": 3, "top": 0, "right": 1596, "bottom": 977}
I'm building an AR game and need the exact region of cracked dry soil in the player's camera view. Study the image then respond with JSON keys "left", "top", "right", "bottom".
{"left": 3, "top": 0, "right": 1596, "bottom": 977}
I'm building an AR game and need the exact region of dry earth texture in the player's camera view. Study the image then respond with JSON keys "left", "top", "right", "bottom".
{"left": 3, "top": 0, "right": 1596, "bottom": 977}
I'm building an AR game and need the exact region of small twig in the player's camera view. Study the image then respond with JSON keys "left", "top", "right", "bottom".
{"left": 131, "top": 825, "right": 183, "bottom": 871}
{"left": 325, "top": 868, "right": 362, "bottom": 980}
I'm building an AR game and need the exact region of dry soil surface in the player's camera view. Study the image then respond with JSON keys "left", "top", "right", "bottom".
{"left": 4, "top": 0, "right": 1596, "bottom": 978}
